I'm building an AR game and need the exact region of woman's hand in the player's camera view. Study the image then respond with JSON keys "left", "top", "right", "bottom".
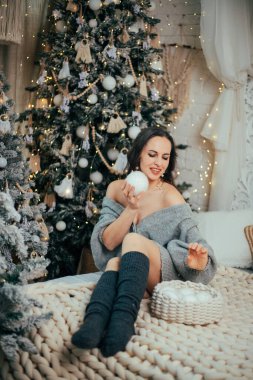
{"left": 186, "top": 242, "right": 208, "bottom": 271}
{"left": 121, "top": 181, "right": 142, "bottom": 210}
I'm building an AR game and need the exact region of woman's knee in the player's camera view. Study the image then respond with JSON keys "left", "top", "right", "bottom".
{"left": 105, "top": 257, "right": 120, "bottom": 271}
{"left": 122, "top": 232, "right": 147, "bottom": 254}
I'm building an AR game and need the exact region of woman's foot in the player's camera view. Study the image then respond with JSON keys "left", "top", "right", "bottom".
{"left": 187, "top": 243, "right": 208, "bottom": 271}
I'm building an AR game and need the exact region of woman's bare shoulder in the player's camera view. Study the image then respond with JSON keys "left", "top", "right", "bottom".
{"left": 106, "top": 179, "right": 125, "bottom": 201}
{"left": 163, "top": 183, "right": 186, "bottom": 207}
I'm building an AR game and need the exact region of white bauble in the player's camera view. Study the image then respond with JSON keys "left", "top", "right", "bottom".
{"left": 102, "top": 75, "right": 116, "bottom": 91}
{"left": 87, "top": 93, "right": 98, "bottom": 104}
{"left": 128, "top": 23, "right": 139, "bottom": 33}
{"left": 78, "top": 157, "right": 89, "bottom": 168}
{"left": 90, "top": 171, "right": 103, "bottom": 184}
{"left": 107, "top": 148, "right": 119, "bottom": 161}
{"left": 53, "top": 93, "right": 63, "bottom": 106}
{"left": 182, "top": 190, "right": 191, "bottom": 200}
{"left": 89, "top": 18, "right": 98, "bottom": 28}
{"left": 150, "top": 58, "right": 163, "bottom": 71}
{"left": 56, "top": 220, "right": 66, "bottom": 231}
{"left": 55, "top": 20, "right": 67, "bottom": 33}
{"left": 128, "top": 125, "right": 141, "bottom": 139}
{"left": 126, "top": 171, "right": 149, "bottom": 195}
{"left": 76, "top": 126, "right": 89, "bottom": 139}
{"left": 123, "top": 74, "right": 135, "bottom": 88}
{"left": 0, "top": 157, "right": 7, "bottom": 168}
{"left": 88, "top": 0, "right": 102, "bottom": 11}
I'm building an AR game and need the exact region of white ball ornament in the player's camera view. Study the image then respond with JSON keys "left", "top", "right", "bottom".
{"left": 150, "top": 57, "right": 163, "bottom": 72}
{"left": 55, "top": 20, "right": 67, "bottom": 33}
{"left": 126, "top": 171, "right": 149, "bottom": 195}
{"left": 89, "top": 19, "right": 98, "bottom": 28}
{"left": 88, "top": 0, "right": 102, "bottom": 11}
{"left": 128, "top": 23, "right": 139, "bottom": 33}
{"left": 107, "top": 148, "right": 119, "bottom": 161}
{"left": 78, "top": 157, "right": 89, "bottom": 168}
{"left": 56, "top": 221, "right": 66, "bottom": 231}
{"left": 0, "top": 157, "right": 7, "bottom": 168}
{"left": 102, "top": 75, "right": 116, "bottom": 91}
{"left": 87, "top": 93, "right": 98, "bottom": 104}
{"left": 76, "top": 126, "right": 89, "bottom": 139}
{"left": 90, "top": 171, "right": 103, "bottom": 184}
{"left": 53, "top": 93, "right": 63, "bottom": 106}
{"left": 182, "top": 190, "right": 191, "bottom": 200}
{"left": 123, "top": 74, "right": 135, "bottom": 88}
{"left": 128, "top": 125, "right": 141, "bottom": 139}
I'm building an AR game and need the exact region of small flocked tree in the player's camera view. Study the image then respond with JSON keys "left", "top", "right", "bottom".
{"left": 19, "top": 0, "right": 183, "bottom": 279}
{"left": 0, "top": 72, "right": 51, "bottom": 360}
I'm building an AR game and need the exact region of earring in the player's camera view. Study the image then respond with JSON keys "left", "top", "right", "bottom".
{"left": 161, "top": 173, "right": 164, "bottom": 178}
{"left": 135, "top": 166, "right": 139, "bottom": 170}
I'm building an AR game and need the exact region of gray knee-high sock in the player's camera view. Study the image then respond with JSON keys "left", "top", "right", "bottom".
{"left": 101, "top": 252, "right": 149, "bottom": 357}
{"left": 71, "top": 270, "right": 118, "bottom": 349}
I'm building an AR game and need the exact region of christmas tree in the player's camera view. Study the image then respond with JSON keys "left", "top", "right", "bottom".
{"left": 19, "top": 0, "right": 178, "bottom": 279}
{"left": 0, "top": 72, "right": 51, "bottom": 360}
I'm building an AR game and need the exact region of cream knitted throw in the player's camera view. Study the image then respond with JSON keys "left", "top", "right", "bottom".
{"left": 1, "top": 267, "right": 252, "bottom": 380}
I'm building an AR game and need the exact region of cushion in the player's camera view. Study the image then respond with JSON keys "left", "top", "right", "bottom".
{"left": 194, "top": 209, "right": 253, "bottom": 268}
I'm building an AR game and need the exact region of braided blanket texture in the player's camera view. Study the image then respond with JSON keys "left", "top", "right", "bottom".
{"left": 1, "top": 266, "right": 253, "bottom": 380}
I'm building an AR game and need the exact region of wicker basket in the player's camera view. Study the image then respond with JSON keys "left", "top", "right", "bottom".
{"left": 151, "top": 280, "right": 223, "bottom": 325}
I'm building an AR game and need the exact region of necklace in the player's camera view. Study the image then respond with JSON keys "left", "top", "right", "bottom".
{"left": 152, "top": 179, "right": 164, "bottom": 191}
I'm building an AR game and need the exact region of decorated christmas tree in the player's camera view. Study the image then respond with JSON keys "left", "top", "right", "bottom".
{"left": 19, "top": 0, "right": 179, "bottom": 279}
{"left": 0, "top": 72, "right": 51, "bottom": 360}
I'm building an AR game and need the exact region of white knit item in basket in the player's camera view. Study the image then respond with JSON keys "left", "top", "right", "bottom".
{"left": 151, "top": 280, "right": 223, "bottom": 325}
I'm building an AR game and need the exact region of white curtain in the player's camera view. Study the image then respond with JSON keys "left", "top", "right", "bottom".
{"left": 0, "top": 0, "right": 48, "bottom": 112}
{"left": 200, "top": 0, "right": 253, "bottom": 210}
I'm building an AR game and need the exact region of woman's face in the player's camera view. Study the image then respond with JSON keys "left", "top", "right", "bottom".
{"left": 139, "top": 136, "right": 171, "bottom": 181}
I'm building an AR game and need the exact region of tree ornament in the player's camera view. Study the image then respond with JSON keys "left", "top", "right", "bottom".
{"left": 150, "top": 85, "right": 160, "bottom": 101}
{"left": 76, "top": 125, "right": 89, "bottom": 139}
{"left": 59, "top": 133, "right": 72, "bottom": 156}
{"left": 36, "top": 59, "right": 47, "bottom": 85}
{"left": 55, "top": 220, "right": 66, "bottom": 231}
{"left": 87, "top": 93, "right": 98, "bottom": 104}
{"left": 113, "top": 148, "right": 128, "bottom": 172}
{"left": 58, "top": 57, "right": 71, "bottom": 80}
{"left": 88, "top": 0, "right": 102, "bottom": 11}
{"left": 29, "top": 150, "right": 41, "bottom": 173}
{"left": 0, "top": 114, "right": 11, "bottom": 134}
{"left": 123, "top": 74, "right": 135, "bottom": 88}
{"left": 107, "top": 113, "right": 126, "bottom": 133}
{"left": 119, "top": 25, "right": 130, "bottom": 44}
{"left": 102, "top": 75, "right": 116, "bottom": 91}
{"left": 54, "top": 172, "right": 74, "bottom": 199}
{"left": 139, "top": 74, "right": 148, "bottom": 97}
{"left": 82, "top": 135, "right": 90, "bottom": 152}
{"left": 55, "top": 20, "right": 67, "bottom": 33}
{"left": 107, "top": 148, "right": 119, "bottom": 161}
{"left": 90, "top": 171, "right": 103, "bottom": 184}
{"left": 128, "top": 125, "right": 141, "bottom": 139}
{"left": 66, "top": 0, "right": 79, "bottom": 12}
{"left": 0, "top": 89, "right": 8, "bottom": 104}
{"left": 35, "top": 215, "right": 49, "bottom": 242}
{"left": 75, "top": 39, "right": 92, "bottom": 64}
{"left": 78, "top": 157, "right": 88, "bottom": 168}
{"left": 128, "top": 23, "right": 139, "bottom": 33}
{"left": 78, "top": 70, "right": 89, "bottom": 88}
{"left": 89, "top": 19, "right": 98, "bottom": 28}
{"left": 36, "top": 98, "right": 48, "bottom": 109}
{"left": 53, "top": 93, "right": 63, "bottom": 106}
{"left": 0, "top": 156, "right": 7, "bottom": 168}
{"left": 150, "top": 56, "right": 163, "bottom": 72}
{"left": 44, "top": 191, "right": 56, "bottom": 209}
{"left": 126, "top": 171, "right": 149, "bottom": 195}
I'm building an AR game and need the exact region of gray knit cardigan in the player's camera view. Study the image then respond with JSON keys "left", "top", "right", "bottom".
{"left": 90, "top": 197, "right": 217, "bottom": 284}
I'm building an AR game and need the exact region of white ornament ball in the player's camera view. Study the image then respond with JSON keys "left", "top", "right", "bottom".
{"left": 107, "top": 148, "right": 119, "bottom": 161}
{"left": 150, "top": 58, "right": 163, "bottom": 71}
{"left": 0, "top": 157, "right": 7, "bottom": 168}
{"left": 123, "top": 74, "right": 135, "bottom": 88}
{"left": 78, "top": 157, "right": 89, "bottom": 168}
{"left": 53, "top": 93, "right": 63, "bottom": 106}
{"left": 128, "top": 125, "right": 141, "bottom": 139}
{"left": 55, "top": 20, "right": 67, "bottom": 33}
{"left": 76, "top": 126, "right": 89, "bottom": 139}
{"left": 88, "top": 0, "right": 102, "bottom": 11}
{"left": 128, "top": 23, "right": 139, "bottom": 33}
{"left": 56, "top": 220, "right": 66, "bottom": 231}
{"left": 102, "top": 75, "right": 116, "bottom": 91}
{"left": 89, "top": 18, "right": 98, "bottom": 28}
{"left": 87, "top": 93, "right": 98, "bottom": 104}
{"left": 126, "top": 171, "right": 149, "bottom": 195}
{"left": 90, "top": 171, "right": 103, "bottom": 184}
{"left": 182, "top": 190, "right": 191, "bottom": 200}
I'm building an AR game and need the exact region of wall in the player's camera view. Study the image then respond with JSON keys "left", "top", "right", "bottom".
{"left": 152, "top": 0, "right": 220, "bottom": 211}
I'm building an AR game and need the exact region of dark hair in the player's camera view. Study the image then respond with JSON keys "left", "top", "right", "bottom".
{"left": 127, "top": 127, "right": 177, "bottom": 184}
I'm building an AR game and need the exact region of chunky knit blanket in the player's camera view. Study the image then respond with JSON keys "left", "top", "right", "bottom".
{"left": 1, "top": 266, "right": 253, "bottom": 380}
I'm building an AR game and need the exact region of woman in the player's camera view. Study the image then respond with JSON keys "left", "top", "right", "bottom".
{"left": 72, "top": 127, "right": 217, "bottom": 357}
